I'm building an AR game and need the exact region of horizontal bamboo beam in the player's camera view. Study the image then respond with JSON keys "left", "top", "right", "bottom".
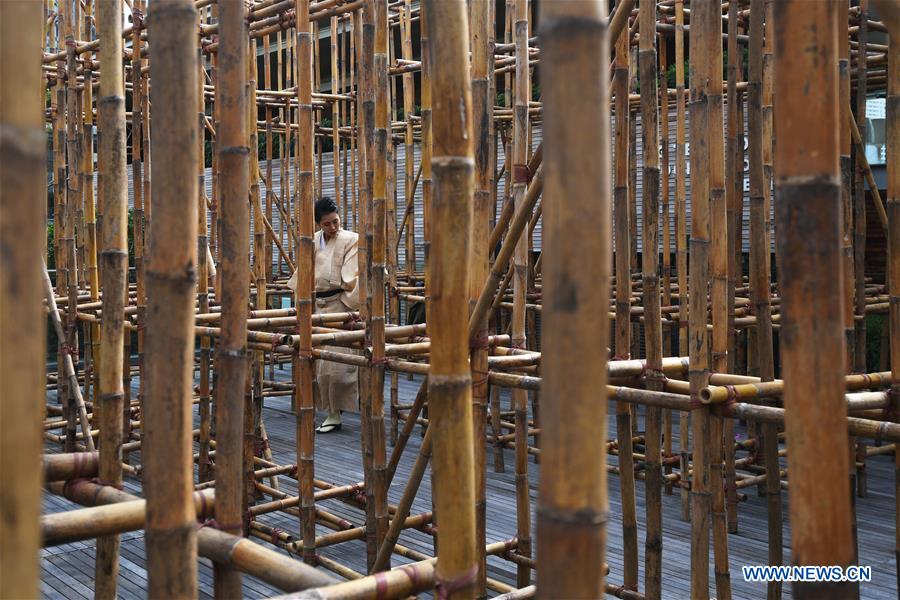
{"left": 42, "top": 489, "right": 215, "bottom": 546}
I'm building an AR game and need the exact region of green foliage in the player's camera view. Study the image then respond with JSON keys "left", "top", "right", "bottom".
{"left": 865, "top": 314, "right": 888, "bottom": 372}
{"left": 46, "top": 208, "right": 137, "bottom": 274}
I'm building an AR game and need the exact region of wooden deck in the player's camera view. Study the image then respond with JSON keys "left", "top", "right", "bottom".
{"left": 42, "top": 369, "right": 899, "bottom": 599}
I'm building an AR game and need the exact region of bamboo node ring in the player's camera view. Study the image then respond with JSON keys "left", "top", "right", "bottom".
{"left": 434, "top": 563, "right": 478, "bottom": 599}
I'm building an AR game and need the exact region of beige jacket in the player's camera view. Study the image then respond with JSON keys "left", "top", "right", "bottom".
{"left": 287, "top": 228, "right": 360, "bottom": 311}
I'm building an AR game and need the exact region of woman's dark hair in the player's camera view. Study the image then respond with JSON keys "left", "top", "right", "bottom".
{"left": 315, "top": 196, "right": 339, "bottom": 224}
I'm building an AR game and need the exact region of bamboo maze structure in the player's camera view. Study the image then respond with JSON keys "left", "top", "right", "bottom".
{"left": 1, "top": 0, "right": 899, "bottom": 598}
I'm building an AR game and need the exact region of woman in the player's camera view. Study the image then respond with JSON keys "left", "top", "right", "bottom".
{"left": 287, "top": 197, "right": 359, "bottom": 433}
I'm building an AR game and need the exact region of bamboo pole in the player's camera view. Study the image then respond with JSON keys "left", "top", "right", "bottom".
{"left": 854, "top": 1, "right": 869, "bottom": 374}
{"left": 688, "top": 1, "right": 717, "bottom": 596}
{"left": 841, "top": 0, "right": 857, "bottom": 377}
{"left": 613, "top": 12, "right": 638, "bottom": 590}
{"left": 748, "top": 3, "right": 782, "bottom": 597}
{"left": 94, "top": 0, "right": 129, "bottom": 593}
{"left": 511, "top": 0, "right": 532, "bottom": 584}
{"left": 369, "top": 0, "right": 390, "bottom": 569}
{"left": 0, "top": 2, "right": 45, "bottom": 595}
{"left": 131, "top": 3, "right": 147, "bottom": 424}
{"left": 144, "top": 0, "right": 200, "bottom": 595}
{"left": 42, "top": 490, "right": 215, "bottom": 546}
{"left": 41, "top": 263, "right": 94, "bottom": 452}
{"left": 83, "top": 0, "right": 101, "bottom": 422}
{"left": 705, "top": 0, "right": 732, "bottom": 595}
{"left": 295, "top": 0, "right": 318, "bottom": 567}
{"left": 639, "top": 0, "right": 664, "bottom": 596}
{"left": 64, "top": 0, "right": 83, "bottom": 458}
{"left": 723, "top": 0, "right": 742, "bottom": 535}
{"left": 215, "top": 0, "right": 250, "bottom": 595}
{"left": 469, "top": 0, "right": 493, "bottom": 595}
{"left": 423, "top": 0, "right": 476, "bottom": 596}
{"left": 674, "top": 0, "right": 690, "bottom": 523}
{"left": 883, "top": 10, "right": 900, "bottom": 587}
{"left": 773, "top": 3, "right": 855, "bottom": 598}
{"left": 357, "top": 0, "right": 377, "bottom": 572}
{"left": 537, "top": 1, "right": 609, "bottom": 597}
{"left": 197, "top": 5, "right": 213, "bottom": 486}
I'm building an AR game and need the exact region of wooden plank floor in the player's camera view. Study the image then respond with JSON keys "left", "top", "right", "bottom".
{"left": 42, "top": 369, "right": 898, "bottom": 598}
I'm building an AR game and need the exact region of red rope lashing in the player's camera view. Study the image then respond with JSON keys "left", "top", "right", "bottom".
{"left": 434, "top": 564, "right": 478, "bottom": 600}
{"left": 512, "top": 163, "right": 531, "bottom": 184}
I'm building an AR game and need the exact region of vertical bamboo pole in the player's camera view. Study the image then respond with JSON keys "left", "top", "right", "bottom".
{"left": 198, "top": 9, "right": 213, "bottom": 484}
{"left": 0, "top": 2, "right": 45, "bottom": 596}
{"left": 212, "top": 6, "right": 222, "bottom": 287}
{"left": 706, "top": 2, "right": 733, "bottom": 597}
{"left": 840, "top": 2, "right": 856, "bottom": 376}
{"left": 64, "top": 0, "right": 81, "bottom": 363}
{"left": 884, "top": 23, "right": 900, "bottom": 585}
{"left": 688, "top": 1, "right": 717, "bottom": 597}
{"left": 145, "top": 0, "right": 199, "bottom": 595}
{"left": 356, "top": 6, "right": 377, "bottom": 563}
{"left": 613, "top": 5, "right": 638, "bottom": 590}
{"left": 424, "top": 1, "right": 476, "bottom": 596}
{"left": 421, "top": 2, "right": 433, "bottom": 349}
{"left": 278, "top": 30, "right": 286, "bottom": 277}
{"left": 197, "top": 3, "right": 211, "bottom": 482}
{"left": 512, "top": 0, "right": 532, "bottom": 586}
{"left": 538, "top": 1, "right": 609, "bottom": 597}
{"left": 63, "top": 0, "right": 81, "bottom": 454}
{"left": 402, "top": 0, "right": 416, "bottom": 281}
{"left": 332, "top": 17, "right": 343, "bottom": 217}
{"left": 215, "top": 1, "right": 249, "bottom": 594}
{"left": 660, "top": 37, "right": 671, "bottom": 308}
{"left": 386, "top": 12, "right": 401, "bottom": 446}
{"left": 853, "top": 1, "right": 868, "bottom": 374}
{"left": 266, "top": 34, "right": 275, "bottom": 283}
{"left": 315, "top": 21, "right": 323, "bottom": 200}
{"left": 83, "top": 0, "right": 100, "bottom": 417}
{"left": 773, "top": 3, "right": 855, "bottom": 598}
{"left": 748, "top": 3, "right": 782, "bottom": 598}
{"left": 350, "top": 14, "right": 358, "bottom": 232}
{"left": 470, "top": 0, "right": 493, "bottom": 595}
{"left": 132, "top": 6, "right": 147, "bottom": 418}
{"left": 94, "top": 0, "right": 127, "bottom": 593}
{"left": 674, "top": 0, "right": 690, "bottom": 523}
{"left": 723, "top": 1, "right": 742, "bottom": 535}
{"left": 639, "top": 0, "right": 664, "bottom": 596}
{"left": 370, "top": 0, "right": 390, "bottom": 567}
{"left": 248, "top": 39, "right": 268, "bottom": 511}
{"left": 295, "top": 0, "right": 318, "bottom": 566}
